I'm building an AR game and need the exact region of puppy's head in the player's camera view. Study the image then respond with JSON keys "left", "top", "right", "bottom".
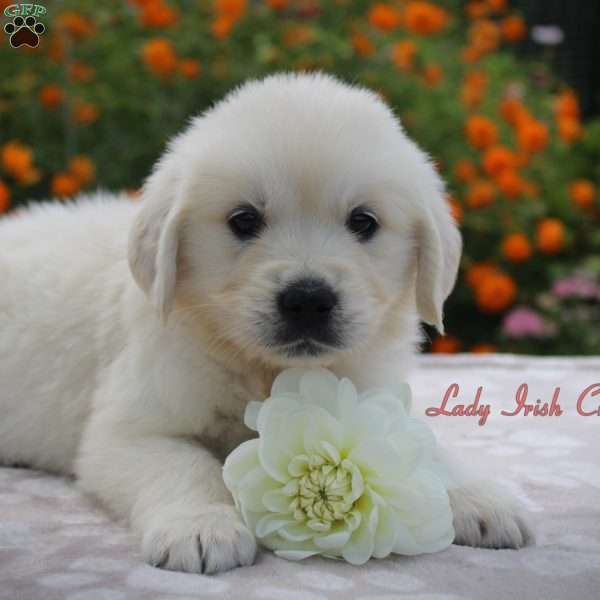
{"left": 129, "top": 73, "right": 461, "bottom": 368}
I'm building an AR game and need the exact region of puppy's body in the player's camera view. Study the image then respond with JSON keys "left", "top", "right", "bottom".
{"left": 0, "top": 74, "right": 531, "bottom": 573}
{"left": 0, "top": 198, "right": 136, "bottom": 472}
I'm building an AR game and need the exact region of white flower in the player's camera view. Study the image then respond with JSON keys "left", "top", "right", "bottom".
{"left": 531, "top": 25, "right": 563, "bottom": 46}
{"left": 223, "top": 368, "right": 454, "bottom": 565}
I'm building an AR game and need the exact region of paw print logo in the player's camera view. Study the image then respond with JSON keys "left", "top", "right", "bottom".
{"left": 4, "top": 15, "right": 45, "bottom": 48}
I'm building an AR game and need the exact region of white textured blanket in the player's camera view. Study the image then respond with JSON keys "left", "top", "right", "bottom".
{"left": 1, "top": 355, "right": 599, "bottom": 600}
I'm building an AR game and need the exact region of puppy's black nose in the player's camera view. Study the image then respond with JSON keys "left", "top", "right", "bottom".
{"left": 277, "top": 279, "right": 338, "bottom": 328}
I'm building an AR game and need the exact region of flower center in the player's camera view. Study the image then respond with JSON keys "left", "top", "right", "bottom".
{"left": 289, "top": 455, "right": 360, "bottom": 532}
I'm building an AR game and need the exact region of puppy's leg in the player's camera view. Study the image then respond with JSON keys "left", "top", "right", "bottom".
{"left": 77, "top": 427, "right": 256, "bottom": 574}
{"left": 442, "top": 454, "right": 534, "bottom": 549}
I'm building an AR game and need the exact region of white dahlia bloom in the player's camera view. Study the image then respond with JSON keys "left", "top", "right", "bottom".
{"left": 223, "top": 368, "right": 454, "bottom": 565}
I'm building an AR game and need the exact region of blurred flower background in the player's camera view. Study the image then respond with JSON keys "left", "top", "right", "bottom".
{"left": 1, "top": 0, "right": 598, "bottom": 355}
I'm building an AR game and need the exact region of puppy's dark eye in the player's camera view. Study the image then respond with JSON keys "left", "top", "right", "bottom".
{"left": 346, "top": 207, "right": 379, "bottom": 242}
{"left": 228, "top": 205, "right": 264, "bottom": 240}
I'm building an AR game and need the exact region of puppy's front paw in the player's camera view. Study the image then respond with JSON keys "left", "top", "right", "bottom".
{"left": 449, "top": 484, "right": 534, "bottom": 549}
{"left": 142, "top": 504, "right": 256, "bottom": 574}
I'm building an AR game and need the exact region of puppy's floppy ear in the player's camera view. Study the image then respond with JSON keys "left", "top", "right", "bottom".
{"left": 415, "top": 180, "right": 462, "bottom": 334}
{"left": 128, "top": 157, "right": 185, "bottom": 322}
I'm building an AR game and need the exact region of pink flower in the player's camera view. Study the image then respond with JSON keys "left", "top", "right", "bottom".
{"left": 502, "top": 306, "right": 552, "bottom": 338}
{"left": 552, "top": 274, "right": 600, "bottom": 300}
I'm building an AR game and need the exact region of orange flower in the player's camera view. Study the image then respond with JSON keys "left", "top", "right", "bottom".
{"left": 1, "top": 141, "right": 33, "bottom": 181}
{"left": 351, "top": 31, "right": 375, "bottom": 57}
{"left": 179, "top": 59, "right": 201, "bottom": 79}
{"left": 557, "top": 117, "right": 583, "bottom": 144}
{"left": 68, "top": 156, "right": 95, "bottom": 186}
{"left": 464, "top": 70, "right": 487, "bottom": 89}
{"left": 51, "top": 173, "right": 80, "bottom": 198}
{"left": 368, "top": 3, "right": 402, "bottom": 32}
{"left": 569, "top": 180, "right": 596, "bottom": 210}
{"left": 470, "top": 343, "right": 497, "bottom": 354}
{"left": 69, "top": 61, "right": 95, "bottom": 82}
{"left": 461, "top": 46, "right": 482, "bottom": 64}
{"left": 466, "top": 180, "right": 496, "bottom": 208}
{"left": 487, "top": 0, "right": 507, "bottom": 12}
{"left": 466, "top": 262, "right": 498, "bottom": 289}
{"left": 215, "top": 0, "right": 247, "bottom": 19}
{"left": 447, "top": 195, "right": 463, "bottom": 224}
{"left": 461, "top": 85, "right": 484, "bottom": 108}
{"left": 502, "top": 232, "right": 532, "bottom": 262}
{"left": 454, "top": 159, "right": 478, "bottom": 182}
{"left": 517, "top": 119, "right": 549, "bottom": 153}
{"left": 39, "top": 84, "right": 64, "bottom": 109}
{"left": 554, "top": 89, "right": 580, "bottom": 121}
{"left": 499, "top": 96, "right": 527, "bottom": 126}
{"left": 461, "top": 71, "right": 487, "bottom": 107}
{"left": 482, "top": 145, "right": 516, "bottom": 177}
{"left": 142, "top": 38, "right": 178, "bottom": 75}
{"left": 72, "top": 101, "right": 99, "bottom": 125}
{"left": 469, "top": 19, "right": 500, "bottom": 54}
{"left": 391, "top": 40, "right": 417, "bottom": 71}
{"left": 501, "top": 15, "right": 526, "bottom": 42}
{"left": 496, "top": 169, "right": 525, "bottom": 199}
{"left": 422, "top": 63, "right": 443, "bottom": 87}
{"left": 0, "top": 179, "right": 10, "bottom": 214}
{"left": 475, "top": 272, "right": 517, "bottom": 313}
{"left": 212, "top": 0, "right": 246, "bottom": 38}
{"left": 465, "top": 2, "right": 490, "bottom": 19}
{"left": 536, "top": 218, "right": 565, "bottom": 254}
{"left": 431, "top": 335, "right": 461, "bottom": 353}
{"left": 404, "top": 1, "right": 448, "bottom": 35}
{"left": 266, "top": 0, "right": 289, "bottom": 10}
{"left": 283, "top": 25, "right": 315, "bottom": 47}
{"left": 56, "top": 11, "right": 95, "bottom": 40}
{"left": 465, "top": 115, "right": 498, "bottom": 149}
{"left": 211, "top": 14, "right": 235, "bottom": 39}
{"left": 139, "top": 1, "right": 178, "bottom": 28}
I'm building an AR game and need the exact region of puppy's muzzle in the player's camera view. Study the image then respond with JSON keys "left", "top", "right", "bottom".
{"left": 275, "top": 278, "right": 341, "bottom": 354}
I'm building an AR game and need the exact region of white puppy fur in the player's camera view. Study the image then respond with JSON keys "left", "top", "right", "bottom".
{"left": 0, "top": 73, "right": 532, "bottom": 573}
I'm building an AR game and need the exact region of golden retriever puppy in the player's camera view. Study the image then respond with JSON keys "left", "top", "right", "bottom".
{"left": 0, "top": 73, "right": 532, "bottom": 574}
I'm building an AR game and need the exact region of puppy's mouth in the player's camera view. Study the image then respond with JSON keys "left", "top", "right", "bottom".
{"left": 274, "top": 337, "right": 340, "bottom": 358}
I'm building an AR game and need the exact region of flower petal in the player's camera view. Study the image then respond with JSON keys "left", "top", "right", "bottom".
{"left": 373, "top": 506, "right": 399, "bottom": 559}
{"left": 342, "top": 459, "right": 365, "bottom": 503}
{"left": 258, "top": 403, "right": 309, "bottom": 482}
{"left": 287, "top": 454, "right": 310, "bottom": 477}
{"left": 222, "top": 439, "right": 260, "bottom": 499}
{"left": 337, "top": 377, "right": 358, "bottom": 420}
{"left": 303, "top": 406, "right": 344, "bottom": 454}
{"left": 313, "top": 528, "right": 351, "bottom": 551}
{"left": 274, "top": 549, "right": 320, "bottom": 561}
{"left": 244, "top": 401, "right": 263, "bottom": 431}
{"left": 262, "top": 489, "right": 293, "bottom": 514}
{"left": 255, "top": 514, "right": 293, "bottom": 539}
{"left": 299, "top": 369, "right": 340, "bottom": 415}
{"left": 237, "top": 466, "right": 280, "bottom": 513}
{"left": 344, "top": 509, "right": 362, "bottom": 532}
{"left": 278, "top": 522, "right": 313, "bottom": 542}
{"left": 341, "top": 493, "right": 378, "bottom": 565}
{"left": 271, "top": 368, "right": 306, "bottom": 396}
{"left": 348, "top": 438, "right": 401, "bottom": 482}
{"left": 319, "top": 440, "right": 341, "bottom": 465}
